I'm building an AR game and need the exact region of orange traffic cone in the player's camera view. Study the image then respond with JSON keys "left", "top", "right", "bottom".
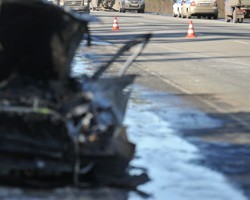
{"left": 112, "top": 17, "right": 120, "bottom": 31}
{"left": 185, "top": 21, "right": 196, "bottom": 38}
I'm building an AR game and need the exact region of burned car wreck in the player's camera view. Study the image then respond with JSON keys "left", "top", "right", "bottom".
{"left": 0, "top": 0, "right": 150, "bottom": 188}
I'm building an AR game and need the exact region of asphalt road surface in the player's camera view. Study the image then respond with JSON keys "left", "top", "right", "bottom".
{"left": 87, "top": 11, "right": 250, "bottom": 198}
{"left": 90, "top": 11, "right": 250, "bottom": 115}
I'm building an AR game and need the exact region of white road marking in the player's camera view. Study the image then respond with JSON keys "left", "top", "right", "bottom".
{"left": 234, "top": 40, "right": 249, "bottom": 45}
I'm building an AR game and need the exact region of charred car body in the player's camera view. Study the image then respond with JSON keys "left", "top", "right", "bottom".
{"left": 0, "top": 0, "right": 150, "bottom": 188}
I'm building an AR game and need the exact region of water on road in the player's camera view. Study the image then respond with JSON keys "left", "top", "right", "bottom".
{"left": 125, "top": 86, "right": 247, "bottom": 200}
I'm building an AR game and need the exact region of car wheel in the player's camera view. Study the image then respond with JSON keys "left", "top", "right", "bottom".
{"left": 181, "top": 11, "right": 185, "bottom": 18}
{"left": 173, "top": 10, "right": 176, "bottom": 17}
{"left": 213, "top": 14, "right": 218, "bottom": 19}
{"left": 140, "top": 9, "right": 145, "bottom": 13}
{"left": 233, "top": 9, "right": 238, "bottom": 23}
{"left": 178, "top": 10, "right": 181, "bottom": 17}
{"left": 119, "top": 3, "right": 125, "bottom": 13}
{"left": 225, "top": 16, "right": 230, "bottom": 22}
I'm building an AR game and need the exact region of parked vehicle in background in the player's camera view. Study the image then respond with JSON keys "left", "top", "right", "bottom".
{"left": 112, "top": 0, "right": 145, "bottom": 13}
{"left": 45, "top": 0, "right": 58, "bottom": 4}
{"left": 225, "top": 0, "right": 250, "bottom": 23}
{"left": 90, "top": 0, "right": 115, "bottom": 10}
{"left": 181, "top": 0, "right": 218, "bottom": 19}
{"left": 48, "top": 0, "right": 91, "bottom": 13}
{"left": 173, "top": 0, "right": 184, "bottom": 17}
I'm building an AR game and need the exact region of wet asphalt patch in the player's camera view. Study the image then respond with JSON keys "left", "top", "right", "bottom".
{"left": 125, "top": 85, "right": 248, "bottom": 200}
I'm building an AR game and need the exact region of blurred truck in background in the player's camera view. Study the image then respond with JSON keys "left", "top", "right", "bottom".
{"left": 225, "top": 0, "right": 250, "bottom": 22}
